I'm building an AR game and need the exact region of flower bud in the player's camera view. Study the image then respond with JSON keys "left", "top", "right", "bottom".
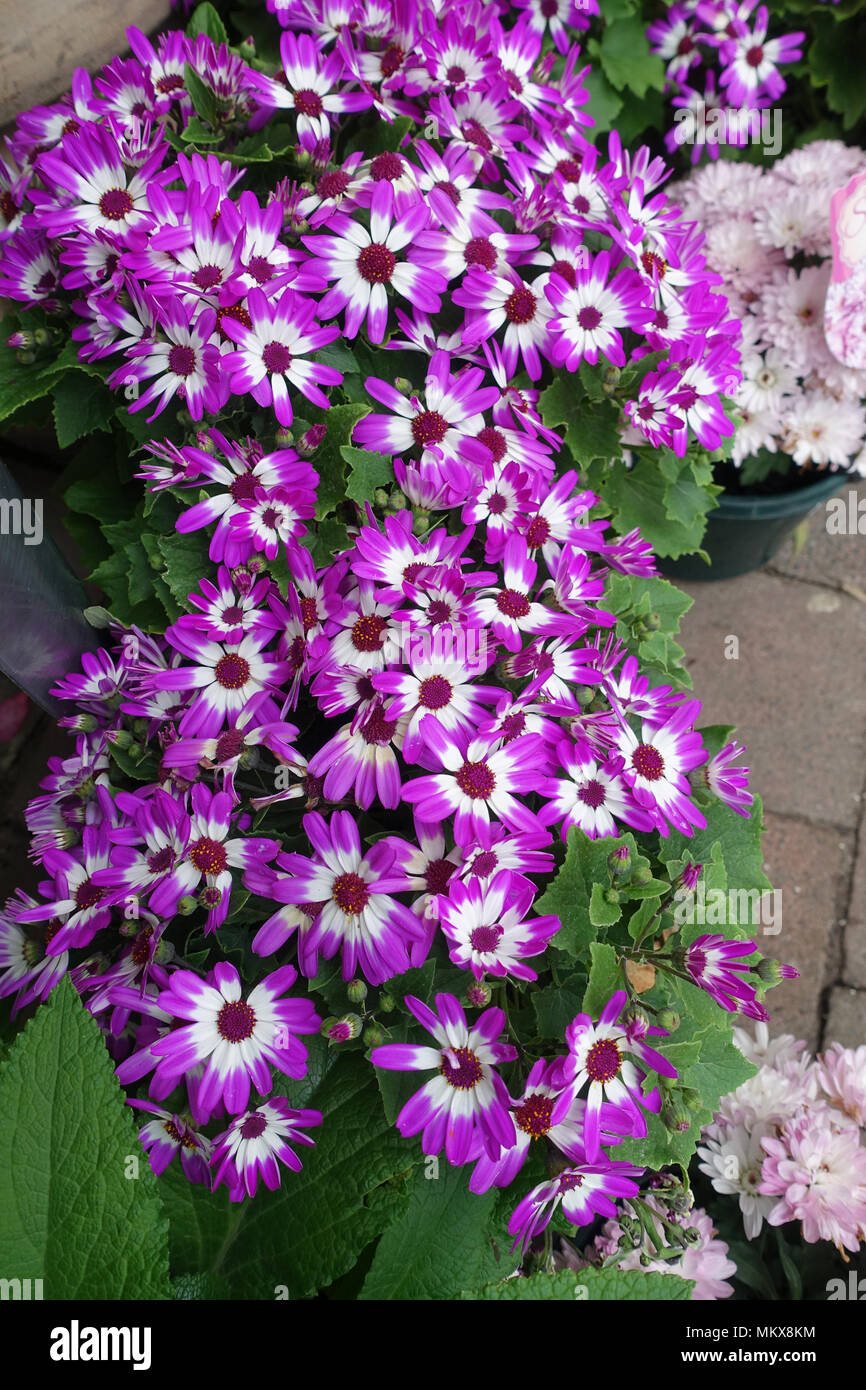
{"left": 297, "top": 423, "right": 327, "bottom": 457}
{"left": 325, "top": 1014, "right": 362, "bottom": 1043}
{"left": 601, "top": 365, "right": 621, "bottom": 396}
{"left": 377, "top": 991, "right": 396, "bottom": 1013}
{"left": 604, "top": 887, "right": 621, "bottom": 904}
{"left": 678, "top": 861, "right": 702, "bottom": 892}
{"left": 232, "top": 566, "right": 254, "bottom": 596}
{"left": 347, "top": 978, "right": 368, "bottom": 1005}
{"left": 393, "top": 377, "right": 413, "bottom": 395}
{"left": 107, "top": 728, "right": 133, "bottom": 749}
{"left": 656, "top": 1009, "right": 680, "bottom": 1032}
{"left": 644, "top": 611, "right": 661, "bottom": 631}
{"left": 373, "top": 489, "right": 390, "bottom": 507}
{"left": 275, "top": 427, "right": 294, "bottom": 447}
{"left": 608, "top": 846, "right": 631, "bottom": 878}
{"left": 466, "top": 982, "right": 492, "bottom": 1008}
{"left": 754, "top": 957, "right": 799, "bottom": 984}
{"left": 199, "top": 886, "right": 222, "bottom": 909}
{"left": 6, "top": 330, "right": 34, "bottom": 349}
{"left": 387, "top": 491, "right": 407, "bottom": 511}
{"left": 177, "top": 895, "right": 198, "bottom": 916}
{"left": 661, "top": 1097, "right": 691, "bottom": 1133}
{"left": 247, "top": 556, "right": 267, "bottom": 575}
{"left": 630, "top": 865, "right": 653, "bottom": 886}
{"left": 363, "top": 1023, "right": 386, "bottom": 1048}
{"left": 238, "top": 36, "right": 256, "bottom": 59}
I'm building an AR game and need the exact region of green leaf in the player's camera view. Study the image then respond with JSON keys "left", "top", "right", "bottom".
{"left": 0, "top": 976, "right": 170, "bottom": 1298}
{"left": 593, "top": 17, "right": 665, "bottom": 97}
{"left": 460, "top": 1270, "right": 587, "bottom": 1300}
{"left": 360, "top": 1162, "right": 513, "bottom": 1299}
{"left": 180, "top": 115, "right": 223, "bottom": 146}
{"left": 539, "top": 376, "right": 622, "bottom": 468}
{"left": 579, "top": 67, "right": 623, "bottom": 133}
{"left": 156, "top": 530, "right": 213, "bottom": 611}
{"left": 160, "top": 1164, "right": 240, "bottom": 1279}
{"left": 808, "top": 15, "right": 866, "bottom": 127}
{"left": 462, "top": 1266, "right": 693, "bottom": 1299}
{"left": 65, "top": 474, "right": 133, "bottom": 526}
{"left": 590, "top": 880, "right": 622, "bottom": 927}
{"left": 659, "top": 795, "right": 772, "bottom": 899}
{"left": 582, "top": 941, "right": 622, "bottom": 1015}
{"left": 535, "top": 827, "right": 610, "bottom": 957}
{"left": 186, "top": 1, "right": 228, "bottom": 44}
{"left": 531, "top": 980, "right": 584, "bottom": 1038}
{"left": 310, "top": 402, "right": 372, "bottom": 518}
{"left": 184, "top": 63, "right": 219, "bottom": 126}
{"left": 342, "top": 445, "right": 393, "bottom": 504}
{"left": 598, "top": 455, "right": 713, "bottom": 559}
{"left": 217, "top": 1055, "right": 413, "bottom": 1299}
{"left": 303, "top": 517, "right": 350, "bottom": 565}
{"left": 52, "top": 373, "right": 117, "bottom": 449}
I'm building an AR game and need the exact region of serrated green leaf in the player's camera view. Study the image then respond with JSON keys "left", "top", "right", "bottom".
{"left": 579, "top": 67, "right": 623, "bottom": 133}
{"left": 539, "top": 376, "right": 623, "bottom": 468}
{"left": 156, "top": 530, "right": 212, "bottom": 611}
{"left": 582, "top": 941, "right": 622, "bottom": 1015}
{"left": 342, "top": 445, "right": 393, "bottom": 504}
{"left": 360, "top": 1162, "right": 512, "bottom": 1299}
{"left": 595, "top": 17, "right": 665, "bottom": 97}
{"left": 462, "top": 1265, "right": 693, "bottom": 1299}
{"left": 53, "top": 373, "right": 117, "bottom": 449}
{"left": 460, "top": 1269, "right": 584, "bottom": 1300}
{"left": 531, "top": 979, "right": 585, "bottom": 1038}
{"left": 0, "top": 976, "right": 170, "bottom": 1298}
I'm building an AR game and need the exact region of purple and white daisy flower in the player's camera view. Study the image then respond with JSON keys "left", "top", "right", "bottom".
{"left": 508, "top": 1158, "right": 642, "bottom": 1255}
{"left": 222, "top": 287, "right": 343, "bottom": 428}
{"left": 253, "top": 29, "right": 372, "bottom": 141}
{"left": 272, "top": 811, "right": 423, "bottom": 984}
{"left": 703, "top": 740, "right": 753, "bottom": 817}
{"left": 545, "top": 249, "right": 652, "bottom": 369}
{"left": 210, "top": 1099, "right": 322, "bottom": 1200}
{"left": 562, "top": 990, "right": 677, "bottom": 1159}
{"left": 371, "top": 992, "right": 517, "bottom": 1165}
{"left": 151, "top": 961, "right": 320, "bottom": 1117}
{"left": 437, "top": 869, "right": 560, "bottom": 981}
{"left": 539, "top": 737, "right": 655, "bottom": 840}
{"left": 152, "top": 625, "right": 288, "bottom": 738}
{"left": 353, "top": 349, "right": 498, "bottom": 469}
{"left": 610, "top": 699, "right": 708, "bottom": 836}
{"left": 127, "top": 1098, "right": 212, "bottom": 1183}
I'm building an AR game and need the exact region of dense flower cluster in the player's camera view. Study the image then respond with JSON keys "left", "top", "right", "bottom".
{"left": 648, "top": 0, "right": 803, "bottom": 165}
{"left": 699, "top": 1025, "right": 866, "bottom": 1252}
{"left": 0, "top": 0, "right": 778, "bottom": 1246}
{"left": 0, "top": 0, "right": 740, "bottom": 456}
{"left": 673, "top": 146, "right": 866, "bottom": 472}
{"left": 586, "top": 1188, "right": 737, "bottom": 1299}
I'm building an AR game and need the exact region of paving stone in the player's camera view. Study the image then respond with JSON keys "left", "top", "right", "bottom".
{"left": 678, "top": 571, "right": 866, "bottom": 830}
{"left": 842, "top": 803, "right": 866, "bottom": 989}
{"left": 824, "top": 987, "right": 866, "bottom": 1049}
{"left": 756, "top": 813, "right": 852, "bottom": 1048}
{"left": 772, "top": 479, "right": 866, "bottom": 593}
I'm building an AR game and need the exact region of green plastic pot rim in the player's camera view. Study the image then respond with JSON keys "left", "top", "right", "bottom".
{"left": 714, "top": 470, "right": 851, "bottom": 521}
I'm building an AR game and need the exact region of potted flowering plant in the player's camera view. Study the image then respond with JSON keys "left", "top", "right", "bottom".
{"left": 657, "top": 146, "right": 865, "bottom": 580}
{"left": 0, "top": 0, "right": 796, "bottom": 1303}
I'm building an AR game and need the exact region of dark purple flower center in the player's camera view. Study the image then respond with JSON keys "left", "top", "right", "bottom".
{"left": 316, "top": 169, "right": 350, "bottom": 198}
{"left": 426, "top": 600, "right": 451, "bottom": 625}
{"left": 461, "top": 119, "right": 492, "bottom": 152}
{"left": 496, "top": 588, "right": 530, "bottom": 619}
{"left": 558, "top": 1170, "right": 585, "bottom": 1193}
{"left": 361, "top": 704, "right": 398, "bottom": 745}
{"left": 487, "top": 491, "right": 508, "bottom": 516}
{"left": 168, "top": 344, "right": 197, "bottom": 377}
{"left": 455, "top": 759, "right": 495, "bottom": 799}
{"left": 746, "top": 44, "right": 764, "bottom": 67}
{"left": 434, "top": 179, "right": 460, "bottom": 205}
{"left": 464, "top": 236, "right": 497, "bottom": 270}
{"left": 157, "top": 73, "right": 185, "bottom": 94}
{"left": 230, "top": 472, "right": 260, "bottom": 503}
{"left": 380, "top": 44, "right": 405, "bottom": 77}
{"left": 215, "top": 728, "right": 245, "bottom": 762}
{"left": 424, "top": 857, "right": 455, "bottom": 894}
{"left": 525, "top": 515, "right": 550, "bottom": 548}
{"left": 446, "top": 63, "right": 467, "bottom": 84}
{"left": 540, "top": 0, "right": 559, "bottom": 15}
{"left": 585, "top": 1037, "right": 622, "bottom": 1082}
{"left": 577, "top": 305, "right": 602, "bottom": 331}
{"left": 188, "top": 836, "right": 228, "bottom": 875}
{"left": 351, "top": 613, "right": 386, "bottom": 651}
{"left": 192, "top": 263, "right": 222, "bottom": 290}
{"left": 217, "top": 999, "right": 256, "bottom": 1042}
{"left": 641, "top": 249, "right": 668, "bottom": 280}
{"left": 357, "top": 242, "right": 396, "bottom": 284}
{"left": 99, "top": 187, "right": 134, "bottom": 221}
{"left": 440, "top": 1046, "right": 483, "bottom": 1089}
{"left": 638, "top": 401, "right": 657, "bottom": 421}
{"left": 470, "top": 850, "right": 498, "bottom": 878}
{"left": 505, "top": 70, "right": 522, "bottom": 94}
{"left": 75, "top": 880, "right": 105, "bottom": 910}
{"left": 477, "top": 425, "right": 507, "bottom": 461}
{"left": 147, "top": 846, "right": 175, "bottom": 875}
{"left": 498, "top": 712, "right": 525, "bottom": 742}
{"left": 577, "top": 778, "right": 606, "bottom": 808}
{"left": 418, "top": 675, "right": 453, "bottom": 710}
{"left": 632, "top": 743, "right": 665, "bottom": 780}
{"left": 469, "top": 923, "right": 503, "bottom": 953}
{"left": 217, "top": 303, "right": 252, "bottom": 335}
{"left": 214, "top": 654, "right": 251, "bottom": 690}
{"left": 240, "top": 1112, "right": 268, "bottom": 1139}
{"left": 411, "top": 409, "right": 449, "bottom": 446}
{"left": 677, "top": 35, "right": 695, "bottom": 55}
{"left": 514, "top": 1092, "right": 554, "bottom": 1137}
{"left": 222, "top": 605, "right": 244, "bottom": 624}
{"left": 294, "top": 88, "right": 324, "bottom": 116}
{"left": 247, "top": 255, "right": 274, "bottom": 284}
{"left": 572, "top": 194, "right": 591, "bottom": 214}
{"left": 370, "top": 151, "right": 403, "bottom": 182}
{"left": 332, "top": 871, "right": 370, "bottom": 915}
{"left": 130, "top": 926, "right": 153, "bottom": 967}
{"left": 300, "top": 596, "right": 319, "bottom": 631}
{"left": 263, "top": 341, "right": 292, "bottom": 374}
{"left": 555, "top": 157, "right": 582, "bottom": 182}
{"left": 551, "top": 258, "right": 576, "bottom": 287}
{"left": 504, "top": 286, "right": 536, "bottom": 324}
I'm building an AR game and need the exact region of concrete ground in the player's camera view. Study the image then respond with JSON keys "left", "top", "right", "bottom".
{"left": 0, "top": 477, "right": 863, "bottom": 1052}
{"left": 679, "top": 478, "right": 866, "bottom": 1049}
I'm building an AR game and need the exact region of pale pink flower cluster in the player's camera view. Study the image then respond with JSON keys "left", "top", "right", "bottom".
{"left": 699, "top": 1026, "right": 866, "bottom": 1253}
{"left": 672, "top": 144, "right": 866, "bottom": 471}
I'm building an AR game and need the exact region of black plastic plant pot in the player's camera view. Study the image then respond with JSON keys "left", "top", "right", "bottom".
{"left": 658, "top": 467, "right": 849, "bottom": 583}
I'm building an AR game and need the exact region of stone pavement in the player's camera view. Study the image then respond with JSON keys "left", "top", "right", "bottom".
{"left": 678, "top": 478, "right": 866, "bottom": 1049}
{"left": 0, "top": 477, "right": 863, "bottom": 1053}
